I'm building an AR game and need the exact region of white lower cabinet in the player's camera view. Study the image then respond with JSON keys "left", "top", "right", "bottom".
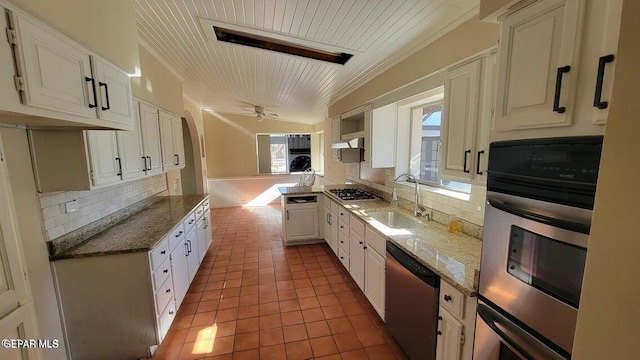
{"left": 0, "top": 304, "right": 41, "bottom": 360}
{"left": 349, "top": 230, "right": 365, "bottom": 291}
{"left": 52, "top": 198, "right": 210, "bottom": 359}
{"left": 436, "top": 281, "right": 477, "bottom": 360}
{"left": 282, "top": 195, "right": 320, "bottom": 244}
{"left": 364, "top": 245, "right": 385, "bottom": 320}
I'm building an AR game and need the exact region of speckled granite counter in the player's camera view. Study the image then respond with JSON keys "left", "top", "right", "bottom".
{"left": 49, "top": 194, "right": 208, "bottom": 260}
{"left": 279, "top": 185, "right": 482, "bottom": 296}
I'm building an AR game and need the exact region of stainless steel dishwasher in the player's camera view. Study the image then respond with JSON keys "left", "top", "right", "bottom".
{"left": 386, "top": 241, "right": 440, "bottom": 360}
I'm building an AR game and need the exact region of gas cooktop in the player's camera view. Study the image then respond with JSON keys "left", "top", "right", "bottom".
{"left": 328, "top": 188, "right": 377, "bottom": 201}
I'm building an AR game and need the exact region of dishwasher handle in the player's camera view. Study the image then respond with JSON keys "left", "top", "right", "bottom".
{"left": 386, "top": 242, "right": 440, "bottom": 288}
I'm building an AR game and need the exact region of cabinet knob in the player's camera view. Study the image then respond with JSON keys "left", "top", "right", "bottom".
{"left": 437, "top": 331, "right": 442, "bottom": 336}
{"left": 340, "top": 225, "right": 344, "bottom": 229}
{"left": 166, "top": 288, "right": 171, "bottom": 293}
{"left": 161, "top": 250, "right": 166, "bottom": 255}
{"left": 363, "top": 246, "right": 367, "bottom": 250}
{"left": 163, "top": 269, "right": 168, "bottom": 274}
{"left": 438, "top": 316, "right": 443, "bottom": 321}
{"left": 169, "top": 310, "right": 174, "bottom": 315}
{"left": 359, "top": 241, "right": 363, "bottom": 244}
{"left": 340, "top": 241, "right": 344, "bottom": 243}
{"left": 340, "top": 256, "right": 344, "bottom": 259}
{"left": 175, "top": 231, "right": 183, "bottom": 237}
{"left": 444, "top": 295, "right": 452, "bottom": 302}
{"left": 340, "top": 212, "right": 344, "bottom": 215}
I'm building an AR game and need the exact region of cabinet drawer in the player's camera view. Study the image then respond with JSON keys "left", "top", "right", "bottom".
{"left": 152, "top": 261, "right": 172, "bottom": 292}
{"left": 155, "top": 276, "right": 174, "bottom": 316}
{"left": 440, "top": 280, "right": 465, "bottom": 319}
{"left": 184, "top": 212, "right": 197, "bottom": 231}
{"left": 150, "top": 238, "right": 170, "bottom": 271}
{"left": 365, "top": 227, "right": 386, "bottom": 256}
{"left": 158, "top": 300, "right": 176, "bottom": 341}
{"left": 202, "top": 199, "right": 210, "bottom": 213}
{"left": 337, "top": 206, "right": 349, "bottom": 223}
{"left": 195, "top": 204, "right": 205, "bottom": 220}
{"left": 338, "top": 248, "right": 349, "bottom": 270}
{"left": 350, "top": 215, "right": 365, "bottom": 238}
{"left": 168, "top": 223, "right": 186, "bottom": 251}
{"left": 338, "top": 229, "right": 349, "bottom": 255}
{"left": 338, "top": 219, "right": 349, "bottom": 237}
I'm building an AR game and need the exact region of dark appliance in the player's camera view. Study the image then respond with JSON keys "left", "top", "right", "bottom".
{"left": 474, "top": 136, "right": 603, "bottom": 360}
{"left": 328, "top": 188, "right": 377, "bottom": 201}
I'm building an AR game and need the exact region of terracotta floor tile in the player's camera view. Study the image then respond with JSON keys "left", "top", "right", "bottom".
{"left": 326, "top": 317, "right": 354, "bottom": 334}
{"left": 259, "top": 314, "right": 282, "bottom": 330}
{"left": 259, "top": 344, "right": 286, "bottom": 360}
{"left": 192, "top": 311, "right": 217, "bottom": 327}
{"left": 281, "top": 311, "right": 304, "bottom": 326}
{"left": 322, "top": 304, "right": 346, "bottom": 319}
{"left": 285, "top": 339, "right": 313, "bottom": 360}
{"left": 294, "top": 278, "right": 313, "bottom": 288}
{"left": 197, "top": 300, "right": 219, "bottom": 313}
{"left": 235, "top": 318, "right": 259, "bottom": 334}
{"left": 276, "top": 280, "right": 295, "bottom": 290}
{"left": 310, "top": 276, "right": 330, "bottom": 287}
{"left": 365, "top": 344, "right": 398, "bottom": 360}
{"left": 152, "top": 344, "right": 182, "bottom": 359}
{"left": 259, "top": 291, "right": 279, "bottom": 304}
{"left": 341, "top": 348, "right": 370, "bottom": 360}
{"left": 291, "top": 271, "right": 309, "bottom": 280}
{"left": 306, "top": 269, "right": 325, "bottom": 278}
{"left": 241, "top": 276, "right": 259, "bottom": 286}
{"left": 298, "top": 297, "right": 320, "bottom": 310}
{"left": 177, "top": 302, "right": 198, "bottom": 316}
{"left": 348, "top": 314, "right": 376, "bottom": 331}
{"left": 342, "top": 301, "right": 366, "bottom": 316}
{"left": 259, "top": 328, "right": 284, "bottom": 347}
{"left": 208, "top": 335, "right": 234, "bottom": 356}
{"left": 309, "top": 335, "right": 339, "bottom": 357}
{"left": 240, "top": 285, "right": 259, "bottom": 295}
{"left": 314, "top": 354, "right": 341, "bottom": 360}
{"left": 317, "top": 294, "right": 340, "bottom": 307}
{"left": 296, "top": 287, "right": 316, "bottom": 298}
{"left": 331, "top": 282, "right": 351, "bottom": 293}
{"left": 183, "top": 292, "right": 203, "bottom": 304}
{"left": 302, "top": 308, "right": 325, "bottom": 323}
{"left": 218, "top": 297, "right": 240, "bottom": 310}
{"left": 230, "top": 348, "right": 258, "bottom": 360}
{"left": 334, "top": 332, "right": 363, "bottom": 352}
{"left": 277, "top": 289, "right": 298, "bottom": 301}
{"left": 185, "top": 325, "right": 214, "bottom": 343}
{"left": 163, "top": 328, "right": 189, "bottom": 347}
{"left": 233, "top": 332, "right": 259, "bottom": 351}
{"left": 180, "top": 340, "right": 211, "bottom": 360}
{"left": 172, "top": 314, "right": 194, "bottom": 330}
{"left": 305, "top": 320, "right": 331, "bottom": 338}
{"left": 259, "top": 302, "right": 280, "bottom": 316}
{"left": 215, "top": 308, "right": 238, "bottom": 323}
{"left": 215, "top": 321, "right": 237, "bottom": 338}
{"left": 283, "top": 324, "right": 308, "bottom": 343}
{"left": 201, "top": 290, "right": 222, "bottom": 302}
{"left": 238, "top": 294, "right": 259, "bottom": 307}
{"left": 236, "top": 305, "right": 259, "bottom": 320}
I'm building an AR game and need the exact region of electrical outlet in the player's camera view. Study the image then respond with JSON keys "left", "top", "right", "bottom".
{"left": 65, "top": 200, "right": 78, "bottom": 213}
{"left": 477, "top": 205, "right": 482, "bottom": 212}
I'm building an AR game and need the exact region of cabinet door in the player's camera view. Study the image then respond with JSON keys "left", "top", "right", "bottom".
{"left": 365, "top": 248, "right": 385, "bottom": 320}
{"left": 349, "top": 231, "right": 365, "bottom": 291}
{"left": 86, "top": 130, "right": 121, "bottom": 187}
{"left": 330, "top": 117, "right": 341, "bottom": 161}
{"left": 0, "top": 147, "right": 28, "bottom": 316}
{"left": 13, "top": 12, "right": 95, "bottom": 119}
{"left": 170, "top": 241, "right": 189, "bottom": 307}
{"left": 196, "top": 217, "right": 207, "bottom": 263}
{"left": 139, "top": 103, "right": 163, "bottom": 176}
{"left": 159, "top": 111, "right": 177, "bottom": 171}
{"left": 92, "top": 57, "right": 133, "bottom": 128}
{"left": 115, "top": 101, "right": 145, "bottom": 181}
{"left": 441, "top": 59, "right": 481, "bottom": 181}
{"left": 370, "top": 104, "right": 396, "bottom": 168}
{"left": 0, "top": 305, "right": 41, "bottom": 360}
{"left": 172, "top": 117, "right": 185, "bottom": 169}
{"left": 475, "top": 54, "right": 497, "bottom": 183}
{"left": 285, "top": 206, "right": 319, "bottom": 241}
{"left": 494, "top": 0, "right": 584, "bottom": 130}
{"left": 436, "top": 307, "right": 463, "bottom": 360}
{"left": 203, "top": 213, "right": 213, "bottom": 251}
{"left": 575, "top": 0, "right": 622, "bottom": 125}
{"left": 330, "top": 211, "right": 339, "bottom": 255}
{"left": 185, "top": 228, "right": 199, "bottom": 282}
{"left": 323, "top": 206, "right": 332, "bottom": 247}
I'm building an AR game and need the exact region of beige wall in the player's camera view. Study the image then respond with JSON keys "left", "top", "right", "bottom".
{"left": 0, "top": 127, "right": 67, "bottom": 359}
{"left": 8, "top": 0, "right": 138, "bottom": 73}
{"left": 131, "top": 45, "right": 184, "bottom": 116}
{"left": 573, "top": 0, "right": 640, "bottom": 357}
{"left": 315, "top": 119, "right": 346, "bottom": 184}
{"left": 204, "top": 112, "right": 314, "bottom": 178}
{"left": 479, "top": 0, "right": 518, "bottom": 21}
{"left": 329, "top": 16, "right": 499, "bottom": 117}
{"left": 184, "top": 97, "right": 207, "bottom": 193}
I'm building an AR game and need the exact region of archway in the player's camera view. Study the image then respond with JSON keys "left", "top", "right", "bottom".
{"left": 181, "top": 110, "right": 206, "bottom": 194}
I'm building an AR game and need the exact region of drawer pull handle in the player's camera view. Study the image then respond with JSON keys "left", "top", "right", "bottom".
{"left": 438, "top": 316, "right": 443, "bottom": 321}
{"left": 175, "top": 231, "right": 183, "bottom": 237}
{"left": 163, "top": 269, "right": 168, "bottom": 274}
{"left": 363, "top": 246, "right": 367, "bottom": 250}
{"left": 142, "top": 156, "right": 148, "bottom": 172}
{"left": 160, "top": 250, "right": 166, "bottom": 255}
{"left": 437, "top": 331, "right": 442, "bottom": 336}
{"left": 85, "top": 76, "right": 97, "bottom": 108}
{"left": 359, "top": 241, "right": 363, "bottom": 245}
{"left": 99, "top": 81, "right": 110, "bottom": 110}
{"left": 476, "top": 150, "right": 485, "bottom": 175}
{"left": 444, "top": 295, "right": 452, "bottom": 302}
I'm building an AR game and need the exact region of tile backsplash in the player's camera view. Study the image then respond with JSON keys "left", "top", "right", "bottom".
{"left": 346, "top": 163, "right": 486, "bottom": 227}
{"left": 39, "top": 175, "right": 168, "bottom": 241}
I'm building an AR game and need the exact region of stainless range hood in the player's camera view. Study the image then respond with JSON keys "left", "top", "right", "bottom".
{"left": 331, "top": 138, "right": 364, "bottom": 163}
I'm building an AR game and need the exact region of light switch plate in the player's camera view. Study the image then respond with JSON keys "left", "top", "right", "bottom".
{"left": 65, "top": 200, "right": 78, "bottom": 213}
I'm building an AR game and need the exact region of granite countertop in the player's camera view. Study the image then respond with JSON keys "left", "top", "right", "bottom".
{"left": 50, "top": 194, "right": 208, "bottom": 260}
{"left": 280, "top": 185, "right": 482, "bottom": 296}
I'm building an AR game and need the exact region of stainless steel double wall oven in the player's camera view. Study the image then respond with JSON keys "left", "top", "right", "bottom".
{"left": 474, "top": 136, "right": 603, "bottom": 360}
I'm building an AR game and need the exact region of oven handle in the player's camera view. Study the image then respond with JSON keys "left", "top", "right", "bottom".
{"left": 477, "top": 303, "right": 567, "bottom": 360}
{"left": 487, "top": 198, "right": 590, "bottom": 234}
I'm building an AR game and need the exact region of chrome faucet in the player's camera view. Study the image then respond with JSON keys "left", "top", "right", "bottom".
{"left": 392, "top": 173, "right": 425, "bottom": 217}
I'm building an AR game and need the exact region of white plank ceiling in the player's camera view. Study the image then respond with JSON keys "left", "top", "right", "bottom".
{"left": 136, "top": 0, "right": 479, "bottom": 124}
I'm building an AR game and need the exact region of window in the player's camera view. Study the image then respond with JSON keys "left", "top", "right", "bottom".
{"left": 257, "top": 134, "right": 312, "bottom": 174}
{"left": 410, "top": 102, "right": 471, "bottom": 192}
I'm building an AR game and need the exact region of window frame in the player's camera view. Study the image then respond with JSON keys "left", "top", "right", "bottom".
{"left": 256, "top": 133, "right": 314, "bottom": 175}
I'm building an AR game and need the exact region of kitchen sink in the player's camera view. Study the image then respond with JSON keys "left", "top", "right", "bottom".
{"left": 366, "top": 211, "right": 423, "bottom": 230}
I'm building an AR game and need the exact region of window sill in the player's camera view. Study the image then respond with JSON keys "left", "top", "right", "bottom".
{"left": 396, "top": 180, "right": 471, "bottom": 201}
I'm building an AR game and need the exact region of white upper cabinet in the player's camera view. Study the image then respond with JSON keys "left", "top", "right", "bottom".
{"left": 139, "top": 102, "right": 164, "bottom": 176}
{"left": 0, "top": 5, "right": 134, "bottom": 130}
{"left": 494, "top": 0, "right": 584, "bottom": 131}
{"left": 86, "top": 131, "right": 122, "bottom": 187}
{"left": 441, "top": 59, "right": 481, "bottom": 181}
{"left": 116, "top": 102, "right": 145, "bottom": 181}
{"left": 330, "top": 116, "right": 341, "bottom": 161}
{"left": 92, "top": 57, "right": 134, "bottom": 128}
{"left": 159, "top": 110, "right": 185, "bottom": 171}
{"left": 12, "top": 11, "right": 95, "bottom": 119}
{"left": 369, "top": 104, "right": 397, "bottom": 168}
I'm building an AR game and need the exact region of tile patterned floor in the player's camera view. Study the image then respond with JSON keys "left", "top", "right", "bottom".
{"left": 152, "top": 205, "right": 408, "bottom": 360}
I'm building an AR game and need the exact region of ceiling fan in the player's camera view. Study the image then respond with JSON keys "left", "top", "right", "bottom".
{"left": 241, "top": 104, "right": 278, "bottom": 122}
